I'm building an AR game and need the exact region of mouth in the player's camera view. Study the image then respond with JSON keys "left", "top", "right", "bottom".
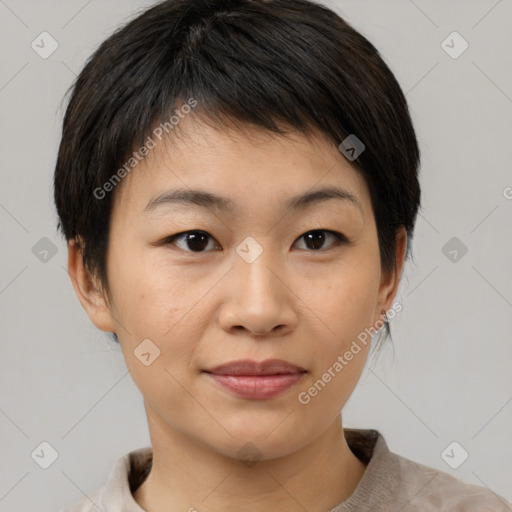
{"left": 204, "top": 358, "right": 307, "bottom": 376}
{"left": 202, "top": 359, "right": 307, "bottom": 399}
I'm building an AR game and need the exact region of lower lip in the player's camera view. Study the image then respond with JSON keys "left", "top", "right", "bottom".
{"left": 204, "top": 372, "right": 305, "bottom": 399}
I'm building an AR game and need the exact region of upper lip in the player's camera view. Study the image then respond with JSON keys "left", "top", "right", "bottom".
{"left": 204, "top": 359, "right": 307, "bottom": 376}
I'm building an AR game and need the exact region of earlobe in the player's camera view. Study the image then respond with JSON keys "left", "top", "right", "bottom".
{"left": 67, "top": 239, "right": 116, "bottom": 333}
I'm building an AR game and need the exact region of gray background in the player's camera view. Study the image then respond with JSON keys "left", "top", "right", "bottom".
{"left": 0, "top": 0, "right": 511, "bottom": 510}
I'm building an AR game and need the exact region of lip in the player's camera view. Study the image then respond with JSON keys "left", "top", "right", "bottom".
{"left": 203, "top": 359, "right": 307, "bottom": 400}
{"left": 205, "top": 358, "right": 307, "bottom": 376}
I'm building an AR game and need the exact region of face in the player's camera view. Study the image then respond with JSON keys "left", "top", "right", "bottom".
{"left": 71, "top": 116, "right": 404, "bottom": 460}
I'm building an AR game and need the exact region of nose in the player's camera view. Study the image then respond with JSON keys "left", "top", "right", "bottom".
{"left": 217, "top": 250, "right": 298, "bottom": 337}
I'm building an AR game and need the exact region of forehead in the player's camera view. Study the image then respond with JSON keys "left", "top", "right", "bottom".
{"left": 111, "top": 115, "right": 370, "bottom": 219}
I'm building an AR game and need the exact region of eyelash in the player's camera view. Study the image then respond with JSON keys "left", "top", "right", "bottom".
{"left": 161, "top": 229, "right": 348, "bottom": 253}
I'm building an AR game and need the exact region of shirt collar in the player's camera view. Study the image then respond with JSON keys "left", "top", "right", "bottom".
{"left": 100, "top": 428, "right": 393, "bottom": 511}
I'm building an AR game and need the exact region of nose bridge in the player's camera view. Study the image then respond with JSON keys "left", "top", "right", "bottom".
{"left": 233, "top": 237, "right": 283, "bottom": 305}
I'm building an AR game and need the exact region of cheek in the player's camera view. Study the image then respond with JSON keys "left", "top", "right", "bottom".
{"left": 302, "top": 258, "right": 379, "bottom": 341}
{"left": 295, "top": 268, "right": 376, "bottom": 414}
{"left": 113, "top": 273, "right": 201, "bottom": 407}
{"left": 107, "top": 246, "right": 180, "bottom": 327}
{"left": 110, "top": 260, "right": 217, "bottom": 389}
{"left": 294, "top": 260, "right": 379, "bottom": 405}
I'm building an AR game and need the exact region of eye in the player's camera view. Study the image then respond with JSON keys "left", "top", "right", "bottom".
{"left": 293, "top": 229, "right": 347, "bottom": 251}
{"left": 163, "top": 230, "right": 220, "bottom": 253}
{"left": 162, "top": 229, "right": 347, "bottom": 253}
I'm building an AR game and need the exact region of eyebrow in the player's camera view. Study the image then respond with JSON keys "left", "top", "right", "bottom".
{"left": 143, "top": 186, "right": 361, "bottom": 214}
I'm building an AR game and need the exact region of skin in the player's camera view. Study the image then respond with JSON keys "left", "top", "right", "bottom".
{"left": 68, "top": 114, "right": 407, "bottom": 512}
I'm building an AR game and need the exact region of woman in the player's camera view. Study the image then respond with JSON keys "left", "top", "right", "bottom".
{"left": 54, "top": 0, "right": 510, "bottom": 510}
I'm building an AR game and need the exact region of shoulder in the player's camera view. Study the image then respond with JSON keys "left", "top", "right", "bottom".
{"left": 342, "top": 429, "right": 511, "bottom": 512}
{"left": 59, "top": 446, "right": 152, "bottom": 512}
{"left": 392, "top": 451, "right": 511, "bottom": 511}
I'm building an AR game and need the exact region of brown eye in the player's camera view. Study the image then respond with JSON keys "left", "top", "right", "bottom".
{"left": 294, "top": 230, "right": 347, "bottom": 251}
{"left": 164, "top": 231, "right": 219, "bottom": 252}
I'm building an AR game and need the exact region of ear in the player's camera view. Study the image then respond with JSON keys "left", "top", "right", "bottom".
{"left": 67, "top": 238, "right": 116, "bottom": 333}
{"left": 374, "top": 226, "right": 407, "bottom": 323}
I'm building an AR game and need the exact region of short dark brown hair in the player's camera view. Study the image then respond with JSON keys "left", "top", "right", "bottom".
{"left": 53, "top": 0, "right": 421, "bottom": 344}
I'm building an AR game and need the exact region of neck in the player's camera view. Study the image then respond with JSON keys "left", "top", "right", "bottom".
{"left": 133, "top": 409, "right": 367, "bottom": 512}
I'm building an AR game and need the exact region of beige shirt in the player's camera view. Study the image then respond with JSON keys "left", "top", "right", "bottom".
{"left": 61, "top": 429, "right": 511, "bottom": 511}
